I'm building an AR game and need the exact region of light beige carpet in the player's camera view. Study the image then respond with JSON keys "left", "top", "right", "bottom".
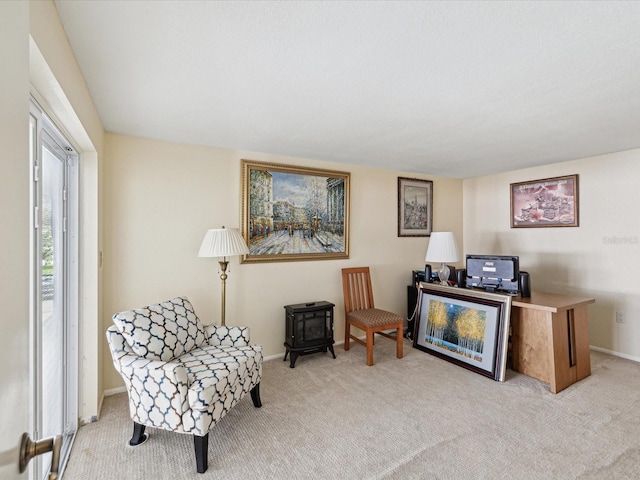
{"left": 64, "top": 339, "right": 640, "bottom": 479}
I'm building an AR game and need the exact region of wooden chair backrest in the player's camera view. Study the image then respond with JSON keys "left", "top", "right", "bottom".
{"left": 341, "top": 267, "right": 375, "bottom": 314}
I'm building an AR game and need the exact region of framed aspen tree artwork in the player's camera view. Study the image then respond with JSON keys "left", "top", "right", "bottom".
{"left": 413, "top": 283, "right": 511, "bottom": 382}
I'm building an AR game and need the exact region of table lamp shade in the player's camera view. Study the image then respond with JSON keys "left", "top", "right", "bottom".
{"left": 198, "top": 227, "right": 249, "bottom": 258}
{"left": 424, "top": 232, "right": 459, "bottom": 263}
{"left": 425, "top": 232, "right": 459, "bottom": 286}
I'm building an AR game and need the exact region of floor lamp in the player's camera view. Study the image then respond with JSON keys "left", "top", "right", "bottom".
{"left": 198, "top": 226, "right": 249, "bottom": 326}
{"left": 425, "top": 232, "right": 460, "bottom": 286}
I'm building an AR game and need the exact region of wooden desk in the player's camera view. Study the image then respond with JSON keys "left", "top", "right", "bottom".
{"left": 510, "top": 291, "right": 595, "bottom": 393}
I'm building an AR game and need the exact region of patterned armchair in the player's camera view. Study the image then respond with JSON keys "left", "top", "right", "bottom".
{"left": 106, "top": 296, "right": 263, "bottom": 474}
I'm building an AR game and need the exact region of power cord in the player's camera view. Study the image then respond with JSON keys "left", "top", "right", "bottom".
{"left": 406, "top": 286, "right": 421, "bottom": 340}
{"left": 407, "top": 299, "right": 419, "bottom": 323}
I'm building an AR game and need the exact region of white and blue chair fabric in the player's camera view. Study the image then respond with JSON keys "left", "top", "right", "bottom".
{"left": 106, "top": 296, "right": 263, "bottom": 474}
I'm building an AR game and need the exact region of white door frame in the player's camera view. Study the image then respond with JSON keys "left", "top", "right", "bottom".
{"left": 30, "top": 98, "right": 79, "bottom": 480}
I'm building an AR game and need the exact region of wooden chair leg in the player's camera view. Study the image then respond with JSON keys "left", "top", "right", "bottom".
{"left": 194, "top": 433, "right": 209, "bottom": 474}
{"left": 344, "top": 321, "right": 351, "bottom": 350}
{"left": 366, "top": 330, "right": 374, "bottom": 366}
{"left": 396, "top": 326, "right": 404, "bottom": 359}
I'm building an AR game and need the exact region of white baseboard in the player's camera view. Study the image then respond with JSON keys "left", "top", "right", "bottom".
{"left": 265, "top": 334, "right": 399, "bottom": 362}
{"left": 264, "top": 352, "right": 286, "bottom": 362}
{"left": 104, "top": 385, "right": 127, "bottom": 396}
{"left": 264, "top": 339, "right": 350, "bottom": 363}
{"left": 590, "top": 345, "right": 640, "bottom": 363}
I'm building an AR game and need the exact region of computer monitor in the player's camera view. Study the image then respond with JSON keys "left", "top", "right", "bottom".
{"left": 465, "top": 254, "right": 519, "bottom": 293}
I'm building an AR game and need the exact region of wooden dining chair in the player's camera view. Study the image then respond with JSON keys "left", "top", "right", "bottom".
{"left": 341, "top": 267, "right": 404, "bottom": 366}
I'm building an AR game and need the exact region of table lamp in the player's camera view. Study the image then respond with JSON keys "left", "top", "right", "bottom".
{"left": 198, "top": 226, "right": 249, "bottom": 326}
{"left": 425, "top": 231, "right": 459, "bottom": 286}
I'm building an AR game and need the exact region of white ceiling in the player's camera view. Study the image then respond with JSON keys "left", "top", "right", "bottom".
{"left": 54, "top": 1, "right": 640, "bottom": 179}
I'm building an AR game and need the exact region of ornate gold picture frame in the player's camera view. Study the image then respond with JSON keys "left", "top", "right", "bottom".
{"left": 240, "top": 160, "right": 350, "bottom": 263}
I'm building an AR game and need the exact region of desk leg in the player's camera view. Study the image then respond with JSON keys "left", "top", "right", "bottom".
{"left": 512, "top": 301, "right": 592, "bottom": 394}
{"left": 549, "top": 309, "right": 574, "bottom": 394}
{"left": 573, "top": 305, "right": 592, "bottom": 382}
{"left": 549, "top": 306, "right": 591, "bottom": 394}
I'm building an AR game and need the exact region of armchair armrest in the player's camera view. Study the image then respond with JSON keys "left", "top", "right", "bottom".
{"left": 118, "top": 354, "right": 188, "bottom": 383}
{"left": 108, "top": 325, "right": 188, "bottom": 385}
{"left": 205, "top": 325, "right": 250, "bottom": 347}
{"left": 117, "top": 355, "right": 190, "bottom": 431}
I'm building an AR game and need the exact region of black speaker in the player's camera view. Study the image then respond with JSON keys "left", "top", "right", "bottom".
{"left": 448, "top": 265, "right": 456, "bottom": 283}
{"left": 424, "top": 264, "right": 432, "bottom": 283}
{"left": 412, "top": 270, "right": 426, "bottom": 285}
{"left": 456, "top": 269, "right": 466, "bottom": 288}
{"left": 519, "top": 271, "right": 531, "bottom": 298}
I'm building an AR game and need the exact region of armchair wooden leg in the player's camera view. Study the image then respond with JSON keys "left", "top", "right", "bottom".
{"left": 129, "top": 422, "right": 148, "bottom": 446}
{"left": 250, "top": 383, "right": 262, "bottom": 408}
{"left": 396, "top": 326, "right": 404, "bottom": 359}
{"left": 194, "top": 433, "right": 209, "bottom": 474}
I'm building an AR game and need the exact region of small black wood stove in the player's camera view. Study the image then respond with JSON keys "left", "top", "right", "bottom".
{"left": 283, "top": 301, "right": 335, "bottom": 368}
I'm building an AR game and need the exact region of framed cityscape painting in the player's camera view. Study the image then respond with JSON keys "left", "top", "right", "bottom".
{"left": 398, "top": 177, "right": 433, "bottom": 237}
{"left": 413, "top": 283, "right": 511, "bottom": 382}
{"left": 510, "top": 174, "right": 579, "bottom": 228}
{"left": 240, "top": 160, "right": 350, "bottom": 263}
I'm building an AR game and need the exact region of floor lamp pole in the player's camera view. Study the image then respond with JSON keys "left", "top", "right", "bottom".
{"left": 199, "top": 227, "right": 248, "bottom": 327}
{"left": 219, "top": 258, "right": 229, "bottom": 326}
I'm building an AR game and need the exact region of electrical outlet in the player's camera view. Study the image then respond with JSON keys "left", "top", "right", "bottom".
{"left": 616, "top": 311, "right": 624, "bottom": 324}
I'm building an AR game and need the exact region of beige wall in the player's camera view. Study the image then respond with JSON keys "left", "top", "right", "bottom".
{"left": 103, "top": 133, "right": 464, "bottom": 390}
{"left": 0, "top": 1, "right": 31, "bottom": 474}
{"left": 463, "top": 149, "right": 640, "bottom": 360}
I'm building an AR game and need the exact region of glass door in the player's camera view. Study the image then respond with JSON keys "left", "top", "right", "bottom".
{"left": 30, "top": 100, "right": 78, "bottom": 479}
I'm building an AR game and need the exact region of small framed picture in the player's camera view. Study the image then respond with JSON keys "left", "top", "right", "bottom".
{"left": 510, "top": 174, "right": 579, "bottom": 228}
{"left": 398, "top": 177, "right": 433, "bottom": 237}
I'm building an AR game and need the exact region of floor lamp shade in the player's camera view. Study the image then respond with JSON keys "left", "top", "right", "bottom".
{"left": 198, "top": 227, "right": 249, "bottom": 258}
{"left": 198, "top": 227, "right": 249, "bottom": 326}
{"left": 425, "top": 232, "right": 460, "bottom": 285}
